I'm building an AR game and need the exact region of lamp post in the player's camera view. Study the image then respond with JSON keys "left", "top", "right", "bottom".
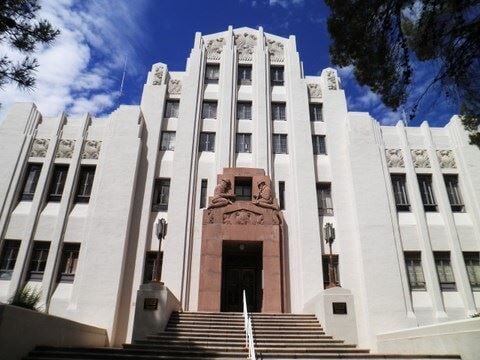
{"left": 153, "top": 218, "right": 167, "bottom": 283}
{"left": 324, "top": 222, "right": 337, "bottom": 288}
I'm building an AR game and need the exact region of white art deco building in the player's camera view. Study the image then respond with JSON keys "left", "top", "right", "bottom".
{"left": 0, "top": 27, "right": 479, "bottom": 349}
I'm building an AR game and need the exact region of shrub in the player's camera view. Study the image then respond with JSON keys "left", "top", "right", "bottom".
{"left": 8, "top": 285, "right": 42, "bottom": 311}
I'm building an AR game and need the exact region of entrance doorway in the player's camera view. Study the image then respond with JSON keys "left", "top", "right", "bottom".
{"left": 221, "top": 241, "right": 262, "bottom": 312}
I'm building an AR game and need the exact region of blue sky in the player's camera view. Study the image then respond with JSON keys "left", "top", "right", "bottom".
{"left": 0, "top": 0, "right": 457, "bottom": 127}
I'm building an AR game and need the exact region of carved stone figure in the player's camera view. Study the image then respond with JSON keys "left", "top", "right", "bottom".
{"left": 385, "top": 149, "right": 405, "bottom": 167}
{"left": 234, "top": 33, "right": 257, "bottom": 61}
{"left": 307, "top": 83, "right": 322, "bottom": 98}
{"left": 152, "top": 65, "right": 164, "bottom": 85}
{"left": 326, "top": 70, "right": 337, "bottom": 90}
{"left": 56, "top": 139, "right": 75, "bottom": 158}
{"left": 223, "top": 210, "right": 263, "bottom": 225}
{"left": 168, "top": 78, "right": 182, "bottom": 94}
{"left": 30, "top": 138, "right": 49, "bottom": 158}
{"left": 253, "top": 181, "right": 279, "bottom": 210}
{"left": 411, "top": 149, "right": 430, "bottom": 168}
{"left": 208, "top": 179, "right": 235, "bottom": 208}
{"left": 266, "top": 38, "right": 284, "bottom": 62}
{"left": 206, "top": 37, "right": 226, "bottom": 60}
{"left": 82, "top": 140, "right": 102, "bottom": 160}
{"left": 437, "top": 150, "right": 456, "bottom": 168}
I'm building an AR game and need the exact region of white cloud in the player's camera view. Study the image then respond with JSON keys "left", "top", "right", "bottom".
{"left": 0, "top": 0, "right": 146, "bottom": 120}
{"left": 269, "top": 0, "right": 304, "bottom": 8}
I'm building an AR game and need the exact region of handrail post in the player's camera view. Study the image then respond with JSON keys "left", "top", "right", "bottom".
{"left": 243, "top": 289, "right": 256, "bottom": 360}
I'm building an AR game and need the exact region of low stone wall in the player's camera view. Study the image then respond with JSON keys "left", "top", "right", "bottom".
{"left": 377, "top": 317, "right": 480, "bottom": 360}
{"left": 0, "top": 304, "right": 108, "bottom": 360}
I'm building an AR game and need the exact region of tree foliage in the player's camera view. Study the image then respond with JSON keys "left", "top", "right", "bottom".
{"left": 0, "top": 0, "right": 59, "bottom": 91}
{"left": 326, "top": 0, "right": 480, "bottom": 147}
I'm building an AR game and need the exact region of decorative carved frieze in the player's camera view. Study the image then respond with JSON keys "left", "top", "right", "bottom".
{"left": 234, "top": 33, "right": 257, "bottom": 61}
{"left": 30, "top": 138, "right": 49, "bottom": 158}
{"left": 326, "top": 70, "right": 338, "bottom": 90}
{"left": 152, "top": 65, "right": 164, "bottom": 85}
{"left": 307, "top": 83, "right": 322, "bottom": 98}
{"left": 206, "top": 37, "right": 226, "bottom": 60}
{"left": 437, "top": 150, "right": 456, "bottom": 168}
{"left": 167, "top": 78, "right": 182, "bottom": 94}
{"left": 223, "top": 210, "right": 264, "bottom": 225}
{"left": 82, "top": 140, "right": 102, "bottom": 160}
{"left": 385, "top": 149, "right": 405, "bottom": 167}
{"left": 55, "top": 139, "right": 75, "bottom": 158}
{"left": 411, "top": 149, "right": 430, "bottom": 168}
{"left": 266, "top": 38, "right": 284, "bottom": 62}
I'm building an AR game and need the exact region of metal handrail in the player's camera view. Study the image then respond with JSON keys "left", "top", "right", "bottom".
{"left": 242, "top": 290, "right": 256, "bottom": 360}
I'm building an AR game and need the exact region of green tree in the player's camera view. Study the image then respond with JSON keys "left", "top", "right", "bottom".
{"left": 326, "top": 0, "right": 480, "bottom": 146}
{"left": 0, "top": 0, "right": 59, "bottom": 92}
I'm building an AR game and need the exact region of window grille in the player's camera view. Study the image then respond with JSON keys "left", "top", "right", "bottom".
{"left": 270, "top": 66, "right": 284, "bottom": 86}
{"left": 236, "top": 133, "right": 252, "bottom": 153}
{"left": 48, "top": 165, "right": 69, "bottom": 202}
{"left": 312, "top": 135, "right": 327, "bottom": 155}
{"left": 58, "top": 243, "right": 80, "bottom": 282}
{"left": 200, "top": 179, "right": 208, "bottom": 208}
{"left": 143, "top": 251, "right": 162, "bottom": 284}
{"left": 272, "top": 103, "right": 286, "bottom": 121}
{"left": 237, "top": 102, "right": 252, "bottom": 120}
{"left": 463, "top": 252, "right": 480, "bottom": 290}
{"left": 21, "top": 163, "right": 42, "bottom": 201}
{"left": 404, "top": 252, "right": 426, "bottom": 290}
{"left": 316, "top": 183, "right": 333, "bottom": 216}
{"left": 417, "top": 175, "right": 437, "bottom": 211}
{"left": 152, "top": 178, "right": 170, "bottom": 211}
{"left": 28, "top": 241, "right": 50, "bottom": 281}
{"left": 238, "top": 66, "right": 252, "bottom": 85}
{"left": 205, "top": 65, "right": 220, "bottom": 84}
{"left": 0, "top": 240, "right": 20, "bottom": 280}
{"left": 160, "top": 131, "right": 176, "bottom": 151}
{"left": 322, "top": 255, "right": 340, "bottom": 288}
{"left": 272, "top": 134, "right": 288, "bottom": 154}
{"left": 391, "top": 174, "right": 410, "bottom": 211}
{"left": 199, "top": 132, "right": 215, "bottom": 152}
{"left": 434, "top": 252, "right": 456, "bottom": 291}
{"left": 75, "top": 166, "right": 96, "bottom": 203}
{"left": 235, "top": 179, "right": 252, "bottom": 201}
{"left": 202, "top": 102, "right": 217, "bottom": 119}
{"left": 279, "top": 181, "right": 285, "bottom": 210}
{"left": 309, "top": 104, "right": 323, "bottom": 122}
{"left": 444, "top": 175, "right": 464, "bottom": 212}
{"left": 164, "top": 101, "right": 179, "bottom": 118}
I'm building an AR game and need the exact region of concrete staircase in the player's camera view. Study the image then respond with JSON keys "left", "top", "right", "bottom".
{"left": 25, "top": 311, "right": 460, "bottom": 359}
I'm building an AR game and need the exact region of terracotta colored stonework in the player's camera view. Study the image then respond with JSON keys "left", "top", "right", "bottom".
{"left": 198, "top": 168, "right": 285, "bottom": 313}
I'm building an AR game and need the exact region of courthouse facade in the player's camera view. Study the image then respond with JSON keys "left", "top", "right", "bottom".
{"left": 0, "top": 27, "right": 479, "bottom": 348}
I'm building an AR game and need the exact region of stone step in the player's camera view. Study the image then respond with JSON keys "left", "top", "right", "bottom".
{"left": 141, "top": 336, "right": 345, "bottom": 344}
{"left": 258, "top": 354, "right": 460, "bottom": 359}
{"left": 148, "top": 333, "right": 335, "bottom": 341}
{"left": 166, "top": 323, "right": 323, "bottom": 331}
{"left": 169, "top": 317, "right": 320, "bottom": 325}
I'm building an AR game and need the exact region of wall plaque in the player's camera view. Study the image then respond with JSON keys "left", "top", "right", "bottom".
{"left": 144, "top": 298, "right": 158, "bottom": 310}
{"left": 332, "top": 302, "right": 347, "bottom": 314}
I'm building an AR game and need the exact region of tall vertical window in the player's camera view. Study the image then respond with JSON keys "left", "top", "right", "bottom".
{"left": 278, "top": 181, "right": 285, "bottom": 210}
{"left": 463, "top": 252, "right": 480, "bottom": 290}
{"left": 444, "top": 175, "right": 464, "bottom": 212}
{"left": 316, "top": 183, "right": 333, "bottom": 216}
{"left": 152, "top": 178, "right": 170, "bottom": 211}
{"left": 160, "top": 131, "right": 176, "bottom": 151}
{"left": 58, "top": 243, "right": 80, "bottom": 282}
{"left": 404, "top": 252, "right": 426, "bottom": 290}
{"left": 164, "top": 100, "right": 179, "bottom": 118}
{"left": 417, "top": 175, "right": 437, "bottom": 211}
{"left": 272, "top": 134, "right": 288, "bottom": 154}
{"left": 48, "top": 165, "right": 69, "bottom": 202}
{"left": 205, "top": 64, "right": 220, "bottom": 84}
{"left": 21, "top": 163, "right": 42, "bottom": 201}
{"left": 391, "top": 174, "right": 410, "bottom": 211}
{"left": 272, "top": 103, "right": 286, "bottom": 121}
{"left": 270, "top": 66, "right": 284, "bottom": 86}
{"left": 28, "top": 241, "right": 50, "bottom": 281}
{"left": 235, "top": 178, "right": 252, "bottom": 201}
{"left": 75, "top": 166, "right": 96, "bottom": 203}
{"left": 0, "top": 240, "right": 20, "bottom": 280}
{"left": 312, "top": 135, "right": 327, "bottom": 155}
{"left": 237, "top": 102, "right": 252, "bottom": 120}
{"left": 236, "top": 133, "right": 252, "bottom": 153}
{"left": 322, "top": 255, "right": 339, "bottom": 288}
{"left": 143, "top": 251, "right": 162, "bottom": 284}
{"left": 309, "top": 104, "right": 323, "bottom": 122}
{"left": 238, "top": 65, "right": 252, "bottom": 85}
{"left": 202, "top": 101, "right": 217, "bottom": 119}
{"left": 199, "top": 132, "right": 216, "bottom": 152}
{"left": 434, "top": 251, "right": 456, "bottom": 291}
{"left": 200, "top": 179, "right": 208, "bottom": 208}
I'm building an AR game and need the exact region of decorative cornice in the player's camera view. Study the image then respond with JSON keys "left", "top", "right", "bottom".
{"left": 30, "top": 138, "right": 49, "bottom": 158}
{"left": 55, "top": 139, "right": 75, "bottom": 158}
{"left": 266, "top": 38, "right": 284, "bottom": 62}
{"left": 82, "top": 140, "right": 102, "bottom": 160}
{"left": 437, "top": 150, "right": 456, "bottom": 168}
{"left": 234, "top": 33, "right": 257, "bottom": 61}
{"left": 167, "top": 78, "right": 182, "bottom": 94}
{"left": 307, "top": 83, "right": 322, "bottom": 98}
{"left": 385, "top": 149, "right": 405, "bottom": 167}
{"left": 206, "top": 37, "right": 226, "bottom": 60}
{"left": 411, "top": 149, "right": 430, "bottom": 168}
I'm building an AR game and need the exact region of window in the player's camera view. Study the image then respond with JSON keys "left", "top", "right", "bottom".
{"left": 160, "top": 131, "right": 176, "bottom": 151}
{"left": 310, "top": 104, "right": 323, "bottom": 122}
{"left": 404, "top": 252, "right": 426, "bottom": 290}
{"left": 200, "top": 179, "right": 208, "bottom": 208}
{"left": 48, "top": 165, "right": 69, "bottom": 202}
{"left": 279, "top": 181, "right": 285, "bottom": 210}
{"left": 199, "top": 132, "right": 216, "bottom": 152}
{"left": 202, "top": 101, "right": 217, "bottom": 119}
{"left": 271, "top": 66, "right": 284, "bottom": 86}
{"left": 434, "top": 252, "right": 456, "bottom": 291}
{"left": 272, "top": 134, "right": 288, "bottom": 154}
{"left": 444, "top": 175, "right": 464, "bottom": 212}
{"left": 205, "top": 64, "right": 220, "bottom": 84}
{"left": 75, "top": 166, "right": 96, "bottom": 203}
{"left": 152, "top": 178, "right": 170, "bottom": 211}
{"left": 164, "top": 100, "right": 179, "bottom": 118}
{"left": 322, "top": 255, "right": 339, "bottom": 288}
{"left": 143, "top": 251, "right": 162, "bottom": 284}
{"left": 312, "top": 135, "right": 327, "bottom": 155}
{"left": 417, "top": 175, "right": 437, "bottom": 211}
{"left": 236, "top": 133, "right": 252, "bottom": 153}
{"left": 235, "top": 178, "right": 252, "bottom": 201}
{"left": 0, "top": 240, "right": 20, "bottom": 280}
{"left": 272, "top": 103, "right": 286, "bottom": 121}
{"left": 391, "top": 174, "right": 410, "bottom": 211}
{"left": 21, "top": 163, "right": 42, "bottom": 201}
{"left": 238, "top": 65, "right": 252, "bottom": 85}
{"left": 28, "top": 241, "right": 50, "bottom": 281}
{"left": 58, "top": 243, "right": 80, "bottom": 282}
{"left": 463, "top": 252, "right": 480, "bottom": 290}
{"left": 317, "top": 183, "right": 333, "bottom": 216}
{"left": 237, "top": 102, "right": 252, "bottom": 120}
